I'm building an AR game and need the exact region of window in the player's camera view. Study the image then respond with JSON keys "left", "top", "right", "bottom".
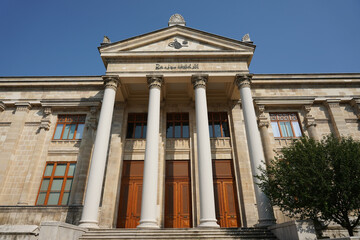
{"left": 126, "top": 113, "right": 147, "bottom": 139}
{"left": 270, "top": 113, "right": 302, "bottom": 138}
{"left": 53, "top": 115, "right": 86, "bottom": 140}
{"left": 166, "top": 113, "right": 189, "bottom": 138}
{"left": 208, "top": 112, "right": 230, "bottom": 138}
{"left": 36, "top": 162, "right": 76, "bottom": 206}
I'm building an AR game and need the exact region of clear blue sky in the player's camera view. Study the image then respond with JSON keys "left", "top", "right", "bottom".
{"left": 0, "top": 0, "right": 359, "bottom": 76}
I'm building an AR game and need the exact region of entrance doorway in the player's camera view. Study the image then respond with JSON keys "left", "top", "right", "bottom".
{"left": 117, "top": 160, "right": 143, "bottom": 228}
{"left": 213, "top": 159, "right": 241, "bottom": 228}
{"left": 164, "top": 160, "right": 192, "bottom": 228}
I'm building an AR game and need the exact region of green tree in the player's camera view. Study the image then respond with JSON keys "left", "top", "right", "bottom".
{"left": 257, "top": 135, "right": 360, "bottom": 236}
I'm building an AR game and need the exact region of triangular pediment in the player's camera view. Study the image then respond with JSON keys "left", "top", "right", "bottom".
{"left": 99, "top": 26, "right": 255, "bottom": 53}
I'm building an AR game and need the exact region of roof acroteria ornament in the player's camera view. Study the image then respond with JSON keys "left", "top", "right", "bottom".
{"left": 168, "top": 14, "right": 186, "bottom": 27}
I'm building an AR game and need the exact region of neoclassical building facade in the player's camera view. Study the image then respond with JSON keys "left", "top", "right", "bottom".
{"left": 0, "top": 14, "right": 360, "bottom": 237}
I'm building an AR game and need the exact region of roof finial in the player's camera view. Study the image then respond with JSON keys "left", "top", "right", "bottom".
{"left": 168, "top": 14, "right": 186, "bottom": 27}
{"left": 103, "top": 36, "right": 111, "bottom": 44}
{"left": 241, "top": 33, "right": 252, "bottom": 43}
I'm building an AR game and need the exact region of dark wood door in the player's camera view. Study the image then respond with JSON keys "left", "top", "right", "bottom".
{"left": 213, "top": 159, "right": 241, "bottom": 228}
{"left": 165, "top": 160, "right": 192, "bottom": 228}
{"left": 117, "top": 161, "right": 143, "bottom": 228}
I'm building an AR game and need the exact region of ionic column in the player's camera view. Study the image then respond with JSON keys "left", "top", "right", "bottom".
{"left": 137, "top": 75, "right": 163, "bottom": 229}
{"left": 257, "top": 105, "right": 274, "bottom": 167}
{"left": 303, "top": 105, "right": 319, "bottom": 141}
{"left": 235, "top": 74, "right": 276, "bottom": 227}
{"left": 79, "top": 75, "right": 119, "bottom": 228}
{"left": 191, "top": 74, "right": 219, "bottom": 228}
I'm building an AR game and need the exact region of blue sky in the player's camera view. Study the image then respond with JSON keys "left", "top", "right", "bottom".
{"left": 0, "top": 0, "right": 359, "bottom": 76}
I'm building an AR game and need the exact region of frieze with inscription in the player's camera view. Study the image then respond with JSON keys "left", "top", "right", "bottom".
{"left": 155, "top": 63, "right": 199, "bottom": 70}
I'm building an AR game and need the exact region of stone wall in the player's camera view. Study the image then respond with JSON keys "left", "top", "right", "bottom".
{"left": 0, "top": 206, "right": 82, "bottom": 225}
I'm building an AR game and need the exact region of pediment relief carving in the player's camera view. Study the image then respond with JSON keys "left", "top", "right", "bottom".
{"left": 99, "top": 27, "right": 254, "bottom": 54}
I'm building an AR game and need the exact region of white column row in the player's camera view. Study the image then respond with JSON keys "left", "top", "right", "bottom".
{"left": 79, "top": 74, "right": 275, "bottom": 229}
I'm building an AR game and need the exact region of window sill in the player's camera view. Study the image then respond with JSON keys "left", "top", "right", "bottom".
{"left": 51, "top": 139, "right": 82, "bottom": 143}
{"left": 274, "top": 137, "right": 301, "bottom": 140}
{"left": 210, "top": 137, "right": 231, "bottom": 139}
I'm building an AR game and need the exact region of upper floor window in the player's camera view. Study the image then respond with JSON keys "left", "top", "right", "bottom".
{"left": 36, "top": 162, "right": 76, "bottom": 206}
{"left": 53, "top": 115, "right": 86, "bottom": 140}
{"left": 270, "top": 113, "right": 302, "bottom": 138}
{"left": 208, "top": 112, "right": 230, "bottom": 138}
{"left": 126, "top": 113, "right": 147, "bottom": 139}
{"left": 166, "top": 113, "right": 189, "bottom": 138}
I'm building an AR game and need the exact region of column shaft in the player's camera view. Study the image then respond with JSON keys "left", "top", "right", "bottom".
{"left": 192, "top": 75, "right": 219, "bottom": 228}
{"left": 138, "top": 76, "right": 163, "bottom": 229}
{"left": 79, "top": 76, "right": 119, "bottom": 228}
{"left": 235, "top": 74, "right": 276, "bottom": 227}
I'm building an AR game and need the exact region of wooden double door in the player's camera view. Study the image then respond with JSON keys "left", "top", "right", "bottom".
{"left": 213, "top": 159, "right": 241, "bottom": 228}
{"left": 164, "top": 160, "right": 192, "bottom": 228}
{"left": 116, "top": 159, "right": 239, "bottom": 229}
{"left": 117, "top": 161, "right": 143, "bottom": 228}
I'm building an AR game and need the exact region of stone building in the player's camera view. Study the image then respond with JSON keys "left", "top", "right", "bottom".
{"left": 0, "top": 14, "right": 359, "bottom": 239}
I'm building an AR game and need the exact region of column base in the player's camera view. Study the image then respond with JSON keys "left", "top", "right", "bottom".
{"left": 78, "top": 220, "right": 99, "bottom": 229}
{"left": 255, "top": 218, "right": 277, "bottom": 228}
{"left": 198, "top": 218, "right": 220, "bottom": 228}
{"left": 137, "top": 220, "right": 160, "bottom": 229}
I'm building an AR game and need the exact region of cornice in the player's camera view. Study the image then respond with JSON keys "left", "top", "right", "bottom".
{"left": 251, "top": 73, "right": 360, "bottom": 85}
{"left": 0, "top": 76, "right": 103, "bottom": 87}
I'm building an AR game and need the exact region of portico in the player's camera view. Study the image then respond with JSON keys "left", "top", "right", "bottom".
{"left": 79, "top": 15, "right": 275, "bottom": 229}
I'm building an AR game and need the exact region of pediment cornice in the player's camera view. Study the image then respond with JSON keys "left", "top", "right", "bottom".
{"left": 99, "top": 26, "right": 255, "bottom": 67}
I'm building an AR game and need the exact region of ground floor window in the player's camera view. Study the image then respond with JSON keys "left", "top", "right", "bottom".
{"left": 36, "top": 162, "right": 76, "bottom": 205}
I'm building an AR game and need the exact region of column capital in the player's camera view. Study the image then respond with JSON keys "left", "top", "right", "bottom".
{"left": 15, "top": 102, "right": 32, "bottom": 113}
{"left": 102, "top": 75, "right": 120, "bottom": 91}
{"left": 257, "top": 104, "right": 269, "bottom": 128}
{"left": 146, "top": 75, "right": 163, "bottom": 90}
{"left": 191, "top": 74, "right": 208, "bottom": 89}
{"left": 235, "top": 74, "right": 253, "bottom": 89}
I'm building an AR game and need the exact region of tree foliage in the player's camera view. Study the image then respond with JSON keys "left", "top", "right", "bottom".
{"left": 257, "top": 135, "right": 360, "bottom": 236}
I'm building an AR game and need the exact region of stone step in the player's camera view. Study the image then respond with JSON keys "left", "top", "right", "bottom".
{"left": 79, "top": 228, "right": 277, "bottom": 240}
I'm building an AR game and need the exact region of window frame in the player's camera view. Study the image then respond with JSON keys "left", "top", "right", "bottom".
{"left": 126, "top": 113, "right": 148, "bottom": 139}
{"left": 52, "top": 114, "right": 86, "bottom": 140}
{"left": 208, "top": 112, "right": 230, "bottom": 138}
{"left": 166, "top": 112, "right": 190, "bottom": 138}
{"left": 35, "top": 161, "right": 76, "bottom": 206}
{"left": 270, "top": 112, "right": 303, "bottom": 138}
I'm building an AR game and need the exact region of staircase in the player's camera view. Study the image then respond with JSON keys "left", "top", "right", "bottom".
{"left": 79, "top": 228, "right": 277, "bottom": 240}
